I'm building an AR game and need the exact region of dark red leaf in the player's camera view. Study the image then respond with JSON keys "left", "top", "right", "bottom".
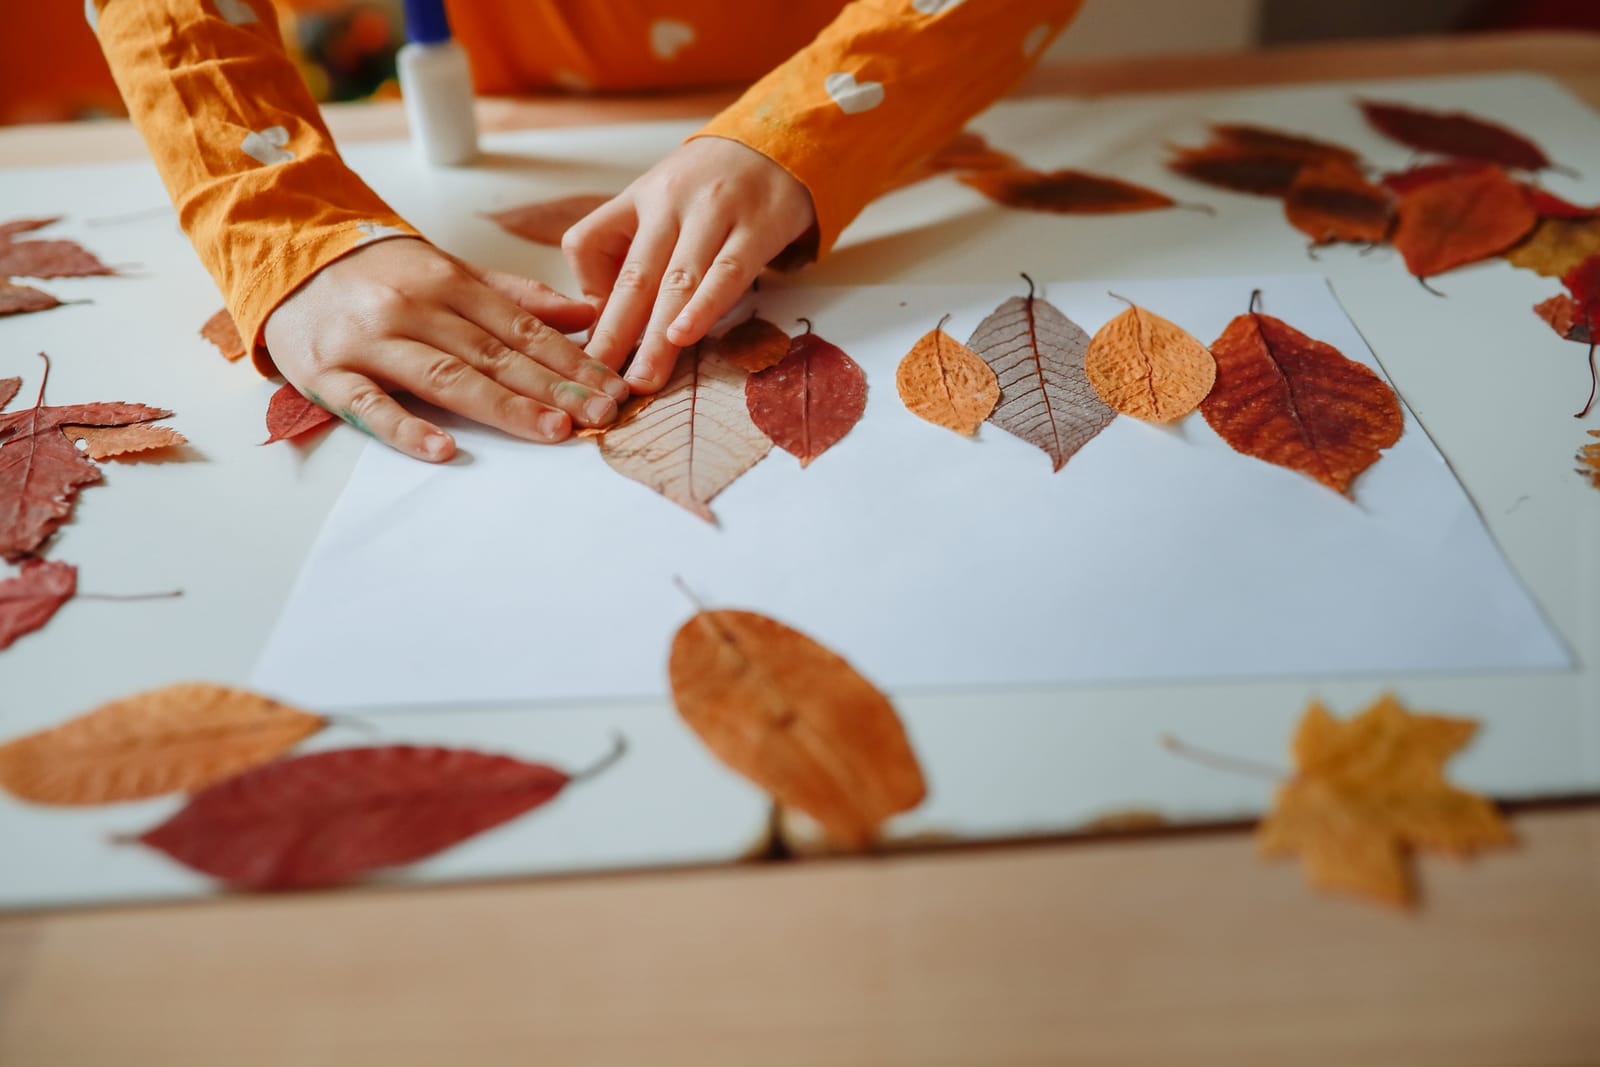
{"left": 959, "top": 168, "right": 1177, "bottom": 214}
{"left": 1392, "top": 167, "right": 1538, "bottom": 282}
{"left": 745, "top": 326, "right": 867, "bottom": 467}
{"left": 1563, "top": 254, "right": 1600, "bottom": 324}
{"left": 131, "top": 740, "right": 623, "bottom": 889}
{"left": 1208, "top": 124, "right": 1364, "bottom": 166}
{"left": 0, "top": 559, "right": 75, "bottom": 651}
{"left": 1379, "top": 160, "right": 1496, "bottom": 196}
{"left": 0, "top": 239, "right": 114, "bottom": 279}
{"left": 1, "top": 280, "right": 64, "bottom": 317}
{"left": 1522, "top": 187, "right": 1597, "bottom": 220}
{"left": 1166, "top": 145, "right": 1309, "bottom": 198}
{"left": 263, "top": 383, "right": 336, "bottom": 444}
{"left": 1358, "top": 99, "right": 1554, "bottom": 172}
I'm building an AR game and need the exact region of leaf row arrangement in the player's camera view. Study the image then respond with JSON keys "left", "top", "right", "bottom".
{"left": 0, "top": 216, "right": 114, "bottom": 318}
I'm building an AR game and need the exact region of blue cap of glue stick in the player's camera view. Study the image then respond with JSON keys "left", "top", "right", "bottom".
{"left": 403, "top": 0, "right": 452, "bottom": 45}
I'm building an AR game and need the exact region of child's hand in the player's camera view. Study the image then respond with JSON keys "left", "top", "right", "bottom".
{"left": 563, "top": 137, "right": 817, "bottom": 393}
{"left": 263, "top": 238, "right": 630, "bottom": 461}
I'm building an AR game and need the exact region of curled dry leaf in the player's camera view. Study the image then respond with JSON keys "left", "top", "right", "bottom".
{"left": 1392, "top": 167, "right": 1537, "bottom": 283}
{"left": 485, "top": 194, "right": 612, "bottom": 247}
{"left": 263, "top": 382, "right": 336, "bottom": 444}
{"left": 1562, "top": 255, "right": 1600, "bottom": 417}
{"left": 1283, "top": 159, "right": 1394, "bottom": 246}
{"left": 1578, "top": 430, "right": 1600, "bottom": 490}
{"left": 200, "top": 308, "right": 247, "bottom": 362}
{"left": 1, "top": 279, "right": 64, "bottom": 317}
{"left": 708, "top": 315, "right": 790, "bottom": 374}
{"left": 0, "top": 683, "right": 325, "bottom": 805}
{"left": 745, "top": 324, "right": 867, "bottom": 468}
{"left": 1258, "top": 692, "right": 1513, "bottom": 908}
{"left": 895, "top": 317, "right": 999, "bottom": 436}
{"left": 600, "top": 345, "right": 771, "bottom": 522}
{"left": 959, "top": 168, "right": 1177, "bottom": 214}
{"left": 1358, "top": 99, "right": 1555, "bottom": 172}
{"left": 1202, "top": 295, "right": 1402, "bottom": 495}
{"left": 669, "top": 607, "right": 925, "bottom": 850}
{"left": 0, "top": 558, "right": 75, "bottom": 652}
{"left": 1085, "top": 298, "right": 1216, "bottom": 423}
{"left": 967, "top": 279, "right": 1113, "bottom": 470}
{"left": 130, "top": 738, "right": 624, "bottom": 888}
{"left": 1504, "top": 216, "right": 1600, "bottom": 279}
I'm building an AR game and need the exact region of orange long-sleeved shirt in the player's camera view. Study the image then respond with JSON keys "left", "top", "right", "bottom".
{"left": 91, "top": 0, "right": 1083, "bottom": 371}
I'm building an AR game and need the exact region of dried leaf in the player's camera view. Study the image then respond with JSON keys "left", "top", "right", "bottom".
{"left": 0, "top": 239, "right": 114, "bottom": 279}
{"left": 0, "top": 378, "right": 19, "bottom": 410}
{"left": 200, "top": 308, "right": 247, "bottom": 362}
{"left": 0, "top": 683, "right": 325, "bottom": 805}
{"left": 895, "top": 318, "right": 999, "bottom": 436}
{"left": 922, "top": 129, "right": 1020, "bottom": 174}
{"left": 1, "top": 279, "right": 63, "bottom": 317}
{"left": 669, "top": 607, "right": 925, "bottom": 850}
{"left": 1534, "top": 294, "right": 1592, "bottom": 343}
{"left": 708, "top": 315, "right": 790, "bottom": 373}
{"left": 1166, "top": 145, "right": 1309, "bottom": 198}
{"left": 1258, "top": 693, "right": 1513, "bottom": 908}
{"left": 485, "top": 194, "right": 612, "bottom": 247}
{"left": 131, "top": 739, "right": 623, "bottom": 888}
{"left": 1202, "top": 297, "right": 1402, "bottom": 495}
{"left": 263, "top": 383, "right": 336, "bottom": 444}
{"left": 1561, "top": 253, "right": 1600, "bottom": 324}
{"left": 745, "top": 327, "right": 867, "bottom": 467}
{"left": 599, "top": 345, "right": 770, "bottom": 521}
{"left": 0, "top": 217, "right": 63, "bottom": 240}
{"left": 1521, "top": 187, "right": 1596, "bottom": 220}
{"left": 0, "top": 558, "right": 75, "bottom": 651}
{"left": 62, "top": 424, "right": 188, "bottom": 460}
{"left": 959, "top": 168, "right": 1176, "bottom": 214}
{"left": 1284, "top": 159, "right": 1394, "bottom": 246}
{"left": 1578, "top": 430, "right": 1600, "bottom": 489}
{"left": 1504, "top": 216, "right": 1600, "bottom": 278}
{"left": 1378, "top": 159, "right": 1496, "bottom": 196}
{"left": 1392, "top": 167, "right": 1537, "bottom": 282}
{"left": 1208, "top": 123, "right": 1364, "bottom": 166}
{"left": 1085, "top": 299, "right": 1216, "bottom": 423}
{"left": 1358, "top": 99, "right": 1555, "bottom": 172}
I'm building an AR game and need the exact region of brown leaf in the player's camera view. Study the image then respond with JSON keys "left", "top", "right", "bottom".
{"left": 1358, "top": 99, "right": 1555, "bottom": 172}
{"left": 1504, "top": 216, "right": 1600, "bottom": 278}
{"left": 1258, "top": 693, "right": 1513, "bottom": 908}
{"left": 0, "top": 239, "right": 114, "bottom": 279}
{"left": 1085, "top": 300, "right": 1216, "bottom": 423}
{"left": 1578, "top": 430, "right": 1600, "bottom": 490}
{"left": 0, "top": 377, "right": 19, "bottom": 410}
{"left": 1283, "top": 159, "right": 1395, "bottom": 246}
{"left": 1392, "top": 167, "right": 1537, "bottom": 282}
{"left": 485, "top": 194, "right": 612, "bottom": 247}
{"left": 62, "top": 423, "right": 188, "bottom": 460}
{"left": 0, "top": 683, "right": 326, "bottom": 805}
{"left": 0, "top": 558, "right": 75, "bottom": 651}
{"left": 960, "top": 168, "right": 1176, "bottom": 214}
{"left": 0, "top": 279, "right": 63, "bottom": 317}
{"left": 599, "top": 345, "right": 770, "bottom": 521}
{"left": 200, "top": 308, "right": 247, "bottom": 362}
{"left": 967, "top": 280, "right": 1114, "bottom": 470}
{"left": 669, "top": 607, "right": 925, "bottom": 850}
{"left": 1207, "top": 124, "right": 1363, "bottom": 166}
{"left": 1202, "top": 296, "right": 1402, "bottom": 495}
{"left": 263, "top": 383, "right": 336, "bottom": 444}
{"left": 708, "top": 315, "right": 790, "bottom": 373}
{"left": 895, "top": 318, "right": 999, "bottom": 436}
{"left": 745, "top": 327, "right": 867, "bottom": 467}
{"left": 0, "top": 217, "right": 63, "bottom": 240}
{"left": 1166, "top": 145, "right": 1309, "bottom": 197}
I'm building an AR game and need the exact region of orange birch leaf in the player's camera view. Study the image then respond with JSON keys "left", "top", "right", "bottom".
{"left": 1283, "top": 159, "right": 1395, "bottom": 246}
{"left": 1577, "top": 430, "right": 1600, "bottom": 489}
{"left": 1, "top": 279, "right": 64, "bottom": 317}
{"left": 61, "top": 423, "right": 188, "bottom": 460}
{"left": 669, "top": 607, "right": 925, "bottom": 850}
{"left": 485, "top": 194, "right": 612, "bottom": 247}
{"left": 708, "top": 315, "right": 790, "bottom": 373}
{"left": 1085, "top": 299, "right": 1216, "bottom": 423}
{"left": 1257, "top": 693, "right": 1513, "bottom": 908}
{"left": 0, "top": 683, "right": 326, "bottom": 805}
{"left": 744, "top": 324, "right": 867, "bottom": 468}
{"left": 200, "top": 308, "right": 247, "bottom": 362}
{"left": 966, "top": 278, "right": 1114, "bottom": 470}
{"left": 599, "top": 345, "right": 770, "bottom": 522}
{"left": 1202, "top": 294, "right": 1402, "bottom": 495}
{"left": 960, "top": 168, "right": 1176, "bottom": 214}
{"left": 1392, "top": 167, "right": 1538, "bottom": 283}
{"left": 895, "top": 316, "right": 999, "bottom": 436}
{"left": 1504, "top": 216, "right": 1600, "bottom": 278}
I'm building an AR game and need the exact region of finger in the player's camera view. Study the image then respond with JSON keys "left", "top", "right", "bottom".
{"left": 386, "top": 341, "right": 572, "bottom": 443}
{"left": 626, "top": 215, "right": 732, "bottom": 392}
{"left": 562, "top": 197, "right": 635, "bottom": 315}
{"left": 666, "top": 236, "right": 765, "bottom": 348}
{"left": 585, "top": 222, "right": 680, "bottom": 379}
{"left": 314, "top": 368, "right": 455, "bottom": 462}
{"left": 458, "top": 261, "right": 596, "bottom": 334}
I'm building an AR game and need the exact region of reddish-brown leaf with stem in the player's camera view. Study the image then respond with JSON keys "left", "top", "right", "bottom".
{"left": 1392, "top": 167, "right": 1537, "bottom": 284}
{"left": 263, "top": 383, "right": 336, "bottom": 444}
{"left": 745, "top": 323, "right": 867, "bottom": 468}
{"left": 1284, "top": 159, "right": 1395, "bottom": 246}
{"left": 1561, "top": 255, "right": 1600, "bottom": 417}
{"left": 0, "top": 558, "right": 75, "bottom": 651}
{"left": 959, "top": 168, "right": 1177, "bottom": 214}
{"left": 1358, "top": 99, "right": 1557, "bottom": 172}
{"left": 0, "top": 279, "right": 64, "bottom": 317}
{"left": 0, "top": 239, "right": 114, "bottom": 279}
{"left": 485, "top": 194, "right": 612, "bottom": 247}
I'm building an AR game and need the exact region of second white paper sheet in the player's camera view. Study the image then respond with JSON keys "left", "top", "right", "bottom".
{"left": 252, "top": 275, "right": 1570, "bottom": 709}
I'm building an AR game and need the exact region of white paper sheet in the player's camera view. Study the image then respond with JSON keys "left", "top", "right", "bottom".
{"left": 251, "top": 274, "right": 1570, "bottom": 708}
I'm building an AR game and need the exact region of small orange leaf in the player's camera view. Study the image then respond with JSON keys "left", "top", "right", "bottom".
{"left": 1084, "top": 300, "right": 1215, "bottom": 423}
{"left": 895, "top": 318, "right": 999, "bottom": 436}
{"left": 200, "top": 308, "right": 247, "bottom": 362}
{"left": 1578, "top": 430, "right": 1600, "bottom": 490}
{"left": 708, "top": 315, "right": 790, "bottom": 373}
{"left": 0, "top": 683, "right": 326, "bottom": 805}
{"left": 1534, "top": 294, "right": 1591, "bottom": 343}
{"left": 1258, "top": 693, "right": 1513, "bottom": 908}
{"left": 669, "top": 608, "right": 925, "bottom": 850}
{"left": 1504, "top": 216, "right": 1600, "bottom": 279}
{"left": 960, "top": 168, "right": 1176, "bottom": 214}
{"left": 1283, "top": 159, "right": 1394, "bottom": 246}
{"left": 62, "top": 423, "right": 187, "bottom": 460}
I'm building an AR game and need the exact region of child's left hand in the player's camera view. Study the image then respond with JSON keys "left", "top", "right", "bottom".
{"left": 562, "top": 136, "right": 816, "bottom": 393}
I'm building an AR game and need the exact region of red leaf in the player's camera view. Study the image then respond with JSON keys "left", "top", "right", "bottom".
{"left": 1283, "top": 160, "right": 1395, "bottom": 246}
{"left": 263, "top": 383, "right": 336, "bottom": 444}
{"left": 0, "top": 559, "right": 75, "bottom": 651}
{"left": 131, "top": 739, "right": 624, "bottom": 889}
{"left": 1, "top": 280, "right": 64, "bottom": 317}
{"left": 1391, "top": 167, "right": 1538, "bottom": 282}
{"left": 1563, "top": 254, "right": 1600, "bottom": 325}
{"left": 1207, "top": 124, "right": 1364, "bottom": 166}
{"left": 745, "top": 326, "right": 867, "bottom": 467}
{"left": 0, "top": 378, "right": 18, "bottom": 411}
{"left": 1378, "top": 159, "right": 1496, "bottom": 196}
{"left": 959, "top": 168, "right": 1177, "bottom": 214}
{"left": 1358, "top": 99, "right": 1554, "bottom": 172}
{"left": 200, "top": 309, "right": 247, "bottom": 362}
{"left": 0, "top": 239, "right": 114, "bottom": 279}
{"left": 1522, "top": 187, "right": 1597, "bottom": 220}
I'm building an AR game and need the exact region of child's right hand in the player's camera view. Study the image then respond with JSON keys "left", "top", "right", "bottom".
{"left": 262, "top": 238, "right": 630, "bottom": 462}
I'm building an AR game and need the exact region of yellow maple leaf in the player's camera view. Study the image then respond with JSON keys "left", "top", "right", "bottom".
{"left": 1257, "top": 693, "right": 1513, "bottom": 907}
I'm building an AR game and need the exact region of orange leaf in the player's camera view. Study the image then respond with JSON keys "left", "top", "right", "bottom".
{"left": 1534, "top": 294, "right": 1591, "bottom": 343}
{"left": 960, "top": 168, "right": 1176, "bottom": 214}
{"left": 1202, "top": 296, "right": 1402, "bottom": 495}
{"left": 1258, "top": 693, "right": 1513, "bottom": 908}
{"left": 1504, "top": 216, "right": 1600, "bottom": 279}
{"left": 62, "top": 423, "right": 187, "bottom": 460}
{"left": 1392, "top": 167, "right": 1537, "bottom": 282}
{"left": 0, "top": 683, "right": 326, "bottom": 805}
{"left": 1577, "top": 430, "right": 1600, "bottom": 490}
{"left": 1084, "top": 299, "right": 1215, "bottom": 423}
{"left": 485, "top": 194, "right": 612, "bottom": 247}
{"left": 668, "top": 607, "right": 925, "bottom": 850}
{"left": 200, "top": 308, "right": 247, "bottom": 362}
{"left": 895, "top": 318, "right": 999, "bottom": 436}
{"left": 707, "top": 315, "right": 790, "bottom": 373}
{"left": 1283, "top": 159, "right": 1394, "bottom": 246}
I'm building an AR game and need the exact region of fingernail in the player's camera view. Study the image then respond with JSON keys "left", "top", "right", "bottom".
{"left": 422, "top": 432, "right": 451, "bottom": 460}
{"left": 670, "top": 312, "right": 692, "bottom": 335}
{"left": 539, "top": 411, "right": 569, "bottom": 438}
{"left": 583, "top": 396, "right": 615, "bottom": 424}
{"left": 625, "top": 374, "right": 654, "bottom": 393}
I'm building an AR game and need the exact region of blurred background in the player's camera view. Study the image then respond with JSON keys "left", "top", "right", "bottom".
{"left": 3, "top": 0, "right": 1598, "bottom": 126}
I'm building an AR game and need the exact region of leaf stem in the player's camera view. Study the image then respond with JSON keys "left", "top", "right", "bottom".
{"left": 1019, "top": 272, "right": 1036, "bottom": 300}
{"left": 1549, "top": 161, "right": 1582, "bottom": 181}
{"left": 936, "top": 311, "right": 953, "bottom": 333}
{"left": 77, "top": 589, "right": 183, "bottom": 602}
{"left": 1176, "top": 200, "right": 1216, "bottom": 215}
{"left": 795, "top": 317, "right": 813, "bottom": 336}
{"left": 570, "top": 732, "right": 628, "bottom": 785}
{"left": 1160, "top": 733, "right": 1285, "bottom": 782}
{"left": 1416, "top": 276, "right": 1445, "bottom": 298}
{"left": 1576, "top": 343, "right": 1598, "bottom": 419}
{"left": 671, "top": 574, "right": 708, "bottom": 612}
{"left": 1248, "top": 289, "right": 1263, "bottom": 315}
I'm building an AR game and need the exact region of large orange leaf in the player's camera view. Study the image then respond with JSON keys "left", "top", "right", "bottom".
{"left": 0, "top": 683, "right": 325, "bottom": 805}
{"left": 1201, "top": 295, "right": 1402, "bottom": 495}
{"left": 895, "top": 316, "right": 999, "bottom": 436}
{"left": 1258, "top": 693, "right": 1513, "bottom": 908}
{"left": 669, "top": 607, "right": 925, "bottom": 850}
{"left": 959, "top": 168, "right": 1176, "bottom": 214}
{"left": 744, "top": 324, "right": 867, "bottom": 467}
{"left": 1283, "top": 159, "right": 1394, "bottom": 247}
{"left": 1505, "top": 216, "right": 1600, "bottom": 279}
{"left": 1392, "top": 167, "right": 1537, "bottom": 284}
{"left": 966, "top": 278, "right": 1113, "bottom": 470}
{"left": 1084, "top": 299, "right": 1215, "bottom": 423}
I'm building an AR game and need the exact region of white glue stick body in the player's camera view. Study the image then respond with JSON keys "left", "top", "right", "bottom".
{"left": 397, "top": 0, "right": 479, "bottom": 165}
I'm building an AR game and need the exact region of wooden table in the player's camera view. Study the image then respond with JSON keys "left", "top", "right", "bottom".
{"left": 3, "top": 32, "right": 1599, "bottom": 1066}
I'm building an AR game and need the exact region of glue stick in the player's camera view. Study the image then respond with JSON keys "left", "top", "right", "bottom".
{"left": 397, "top": 0, "right": 479, "bottom": 165}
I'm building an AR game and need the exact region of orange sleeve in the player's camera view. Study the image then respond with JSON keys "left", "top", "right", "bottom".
{"left": 692, "top": 0, "right": 1085, "bottom": 260}
{"left": 90, "top": 0, "right": 420, "bottom": 374}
